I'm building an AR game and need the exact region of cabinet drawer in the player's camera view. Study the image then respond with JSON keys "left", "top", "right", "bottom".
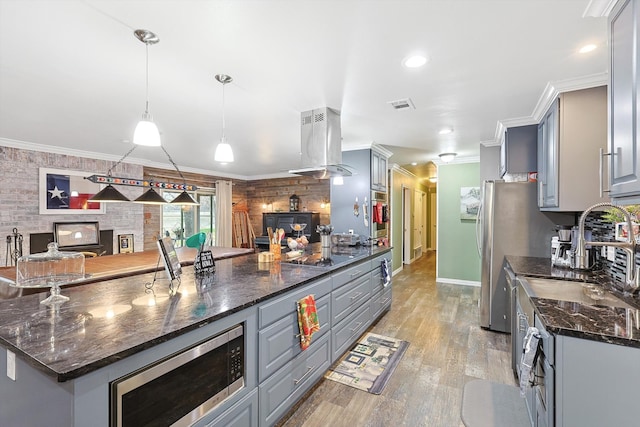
{"left": 259, "top": 334, "right": 331, "bottom": 426}
{"left": 258, "top": 294, "right": 329, "bottom": 382}
{"left": 371, "top": 287, "right": 392, "bottom": 321}
{"left": 331, "top": 274, "right": 371, "bottom": 325}
{"left": 332, "top": 260, "right": 370, "bottom": 289}
{"left": 258, "top": 276, "right": 332, "bottom": 329}
{"left": 332, "top": 302, "right": 371, "bottom": 361}
{"left": 203, "top": 389, "right": 258, "bottom": 427}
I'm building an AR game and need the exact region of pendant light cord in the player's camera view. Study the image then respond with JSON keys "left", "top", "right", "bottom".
{"left": 221, "top": 81, "right": 226, "bottom": 140}
{"left": 145, "top": 43, "right": 150, "bottom": 115}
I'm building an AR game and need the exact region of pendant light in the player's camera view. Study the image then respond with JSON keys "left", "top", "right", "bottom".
{"left": 89, "top": 146, "right": 136, "bottom": 203}
{"left": 133, "top": 29, "right": 161, "bottom": 147}
{"left": 133, "top": 186, "right": 167, "bottom": 204}
{"left": 214, "top": 74, "right": 234, "bottom": 163}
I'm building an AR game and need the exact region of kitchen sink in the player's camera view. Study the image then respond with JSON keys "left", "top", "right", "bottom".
{"left": 520, "top": 277, "right": 634, "bottom": 310}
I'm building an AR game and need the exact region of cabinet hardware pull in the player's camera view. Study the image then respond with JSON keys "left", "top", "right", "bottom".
{"left": 350, "top": 292, "right": 363, "bottom": 300}
{"left": 293, "top": 366, "right": 315, "bottom": 385}
{"left": 350, "top": 270, "right": 362, "bottom": 277}
{"left": 599, "top": 147, "right": 612, "bottom": 198}
{"left": 350, "top": 322, "right": 363, "bottom": 333}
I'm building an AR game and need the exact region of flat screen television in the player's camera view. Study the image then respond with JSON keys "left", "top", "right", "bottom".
{"left": 54, "top": 221, "right": 100, "bottom": 249}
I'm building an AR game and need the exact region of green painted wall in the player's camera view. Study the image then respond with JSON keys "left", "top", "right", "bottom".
{"left": 437, "top": 162, "right": 480, "bottom": 283}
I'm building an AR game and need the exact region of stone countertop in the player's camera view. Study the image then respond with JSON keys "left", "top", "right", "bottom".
{"left": 0, "top": 245, "right": 390, "bottom": 382}
{"left": 505, "top": 255, "right": 640, "bottom": 349}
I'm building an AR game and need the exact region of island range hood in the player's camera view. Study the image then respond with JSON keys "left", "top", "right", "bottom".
{"left": 288, "top": 107, "right": 353, "bottom": 179}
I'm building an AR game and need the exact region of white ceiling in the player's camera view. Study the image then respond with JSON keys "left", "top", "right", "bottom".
{"left": 0, "top": 0, "right": 611, "bottom": 180}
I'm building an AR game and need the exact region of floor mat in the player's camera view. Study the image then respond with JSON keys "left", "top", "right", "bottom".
{"left": 325, "top": 332, "right": 409, "bottom": 395}
{"left": 461, "top": 379, "right": 530, "bottom": 427}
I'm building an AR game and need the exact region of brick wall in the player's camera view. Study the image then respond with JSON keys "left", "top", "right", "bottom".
{"left": 0, "top": 146, "right": 144, "bottom": 262}
{"left": 245, "top": 177, "right": 330, "bottom": 237}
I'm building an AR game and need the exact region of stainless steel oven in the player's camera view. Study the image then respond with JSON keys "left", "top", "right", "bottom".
{"left": 371, "top": 190, "right": 388, "bottom": 239}
{"left": 111, "top": 324, "right": 244, "bottom": 427}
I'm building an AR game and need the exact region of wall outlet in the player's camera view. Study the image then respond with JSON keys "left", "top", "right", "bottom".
{"left": 7, "top": 349, "right": 15, "bottom": 381}
{"left": 601, "top": 246, "right": 607, "bottom": 257}
{"left": 348, "top": 229, "right": 354, "bottom": 235}
{"left": 607, "top": 246, "right": 616, "bottom": 262}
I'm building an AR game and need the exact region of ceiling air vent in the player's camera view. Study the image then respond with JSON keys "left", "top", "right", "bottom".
{"left": 388, "top": 98, "right": 416, "bottom": 110}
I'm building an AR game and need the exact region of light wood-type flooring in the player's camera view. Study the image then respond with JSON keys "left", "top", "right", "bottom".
{"left": 279, "top": 250, "right": 517, "bottom": 427}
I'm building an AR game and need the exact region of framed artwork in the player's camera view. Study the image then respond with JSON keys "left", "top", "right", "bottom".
{"left": 460, "top": 187, "right": 481, "bottom": 220}
{"left": 118, "top": 234, "right": 134, "bottom": 254}
{"left": 39, "top": 168, "right": 105, "bottom": 214}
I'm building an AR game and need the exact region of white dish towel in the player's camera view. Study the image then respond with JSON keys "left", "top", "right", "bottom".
{"left": 519, "top": 326, "right": 540, "bottom": 397}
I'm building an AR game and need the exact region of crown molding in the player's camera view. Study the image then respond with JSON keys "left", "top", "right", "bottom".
{"left": 491, "top": 72, "right": 609, "bottom": 146}
{"left": 0, "top": 137, "right": 249, "bottom": 181}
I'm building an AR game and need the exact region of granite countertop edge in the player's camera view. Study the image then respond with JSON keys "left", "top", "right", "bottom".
{"left": 0, "top": 246, "right": 391, "bottom": 382}
{"left": 506, "top": 255, "right": 640, "bottom": 349}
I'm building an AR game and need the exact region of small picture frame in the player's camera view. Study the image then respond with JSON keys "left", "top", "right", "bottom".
{"left": 615, "top": 222, "right": 640, "bottom": 243}
{"left": 118, "top": 234, "right": 134, "bottom": 254}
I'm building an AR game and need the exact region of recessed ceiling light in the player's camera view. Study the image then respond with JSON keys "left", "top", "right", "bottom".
{"left": 579, "top": 44, "right": 597, "bottom": 54}
{"left": 403, "top": 55, "right": 428, "bottom": 68}
{"left": 411, "top": 162, "right": 418, "bottom": 166}
{"left": 439, "top": 127, "right": 454, "bottom": 135}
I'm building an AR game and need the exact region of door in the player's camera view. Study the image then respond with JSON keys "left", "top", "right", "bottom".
{"left": 609, "top": 0, "right": 640, "bottom": 197}
{"left": 413, "top": 189, "right": 423, "bottom": 258}
{"left": 429, "top": 191, "right": 437, "bottom": 250}
{"left": 402, "top": 187, "right": 412, "bottom": 264}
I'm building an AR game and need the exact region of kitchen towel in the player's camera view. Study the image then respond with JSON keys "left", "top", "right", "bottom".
{"left": 297, "top": 294, "right": 320, "bottom": 350}
{"left": 373, "top": 201, "right": 383, "bottom": 224}
{"left": 381, "top": 259, "right": 391, "bottom": 287}
{"left": 519, "top": 326, "right": 540, "bottom": 397}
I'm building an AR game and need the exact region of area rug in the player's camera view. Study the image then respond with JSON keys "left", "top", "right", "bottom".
{"left": 325, "top": 332, "right": 409, "bottom": 394}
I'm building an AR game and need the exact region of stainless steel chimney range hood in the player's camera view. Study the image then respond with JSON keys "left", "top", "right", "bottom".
{"left": 288, "top": 107, "right": 353, "bottom": 179}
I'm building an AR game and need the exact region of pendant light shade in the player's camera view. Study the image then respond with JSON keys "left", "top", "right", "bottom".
{"left": 133, "top": 187, "right": 167, "bottom": 204}
{"left": 171, "top": 190, "right": 199, "bottom": 205}
{"left": 214, "top": 74, "right": 234, "bottom": 163}
{"left": 214, "top": 137, "right": 234, "bottom": 163}
{"left": 133, "top": 114, "right": 161, "bottom": 147}
{"left": 89, "top": 184, "right": 131, "bottom": 203}
{"left": 133, "top": 29, "right": 161, "bottom": 147}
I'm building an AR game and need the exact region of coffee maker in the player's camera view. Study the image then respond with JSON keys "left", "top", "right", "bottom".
{"left": 551, "top": 225, "right": 573, "bottom": 268}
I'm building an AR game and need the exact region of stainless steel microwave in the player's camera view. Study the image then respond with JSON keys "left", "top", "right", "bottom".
{"left": 111, "top": 324, "right": 244, "bottom": 427}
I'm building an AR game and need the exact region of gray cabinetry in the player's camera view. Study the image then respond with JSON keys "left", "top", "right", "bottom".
{"left": 554, "top": 335, "right": 640, "bottom": 426}
{"left": 204, "top": 389, "right": 259, "bottom": 427}
{"left": 500, "top": 124, "right": 537, "bottom": 178}
{"left": 609, "top": 0, "right": 640, "bottom": 200}
{"left": 537, "top": 86, "right": 608, "bottom": 211}
{"left": 371, "top": 149, "right": 388, "bottom": 191}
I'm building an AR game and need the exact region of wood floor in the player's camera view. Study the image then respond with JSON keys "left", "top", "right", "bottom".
{"left": 279, "top": 251, "right": 516, "bottom": 427}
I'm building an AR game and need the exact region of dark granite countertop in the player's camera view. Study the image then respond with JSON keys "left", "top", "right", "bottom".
{"left": 0, "top": 245, "right": 390, "bottom": 381}
{"left": 506, "top": 255, "right": 640, "bottom": 349}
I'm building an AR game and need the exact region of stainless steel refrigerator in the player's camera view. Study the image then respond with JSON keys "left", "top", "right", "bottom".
{"left": 478, "top": 180, "right": 571, "bottom": 332}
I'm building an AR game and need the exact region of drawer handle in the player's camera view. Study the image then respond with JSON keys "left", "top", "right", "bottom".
{"left": 350, "top": 292, "right": 363, "bottom": 301}
{"left": 379, "top": 297, "right": 390, "bottom": 305}
{"left": 518, "top": 314, "right": 527, "bottom": 333}
{"left": 349, "top": 270, "right": 363, "bottom": 278}
{"left": 350, "top": 322, "right": 363, "bottom": 333}
{"left": 293, "top": 366, "right": 315, "bottom": 385}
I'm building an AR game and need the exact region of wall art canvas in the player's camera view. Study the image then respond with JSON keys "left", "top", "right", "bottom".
{"left": 460, "top": 187, "right": 480, "bottom": 220}
{"left": 39, "top": 168, "right": 105, "bottom": 214}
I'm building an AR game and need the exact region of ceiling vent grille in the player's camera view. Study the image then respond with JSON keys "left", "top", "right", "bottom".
{"left": 388, "top": 98, "right": 416, "bottom": 110}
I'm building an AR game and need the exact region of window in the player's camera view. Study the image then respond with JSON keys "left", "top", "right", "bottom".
{"left": 161, "top": 191, "right": 215, "bottom": 247}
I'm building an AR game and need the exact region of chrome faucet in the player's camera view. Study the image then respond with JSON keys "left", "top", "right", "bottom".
{"left": 575, "top": 202, "right": 639, "bottom": 293}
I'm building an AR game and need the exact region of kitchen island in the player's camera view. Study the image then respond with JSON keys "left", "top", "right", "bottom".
{"left": 0, "top": 245, "right": 392, "bottom": 426}
{"left": 506, "top": 255, "right": 640, "bottom": 427}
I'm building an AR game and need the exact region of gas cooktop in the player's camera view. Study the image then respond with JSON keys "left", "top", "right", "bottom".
{"left": 282, "top": 251, "right": 356, "bottom": 268}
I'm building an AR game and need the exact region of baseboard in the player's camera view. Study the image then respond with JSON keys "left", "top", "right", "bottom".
{"left": 436, "top": 277, "right": 480, "bottom": 287}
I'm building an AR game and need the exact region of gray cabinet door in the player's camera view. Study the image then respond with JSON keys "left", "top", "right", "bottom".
{"left": 537, "top": 101, "right": 559, "bottom": 208}
{"left": 609, "top": 0, "right": 640, "bottom": 198}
